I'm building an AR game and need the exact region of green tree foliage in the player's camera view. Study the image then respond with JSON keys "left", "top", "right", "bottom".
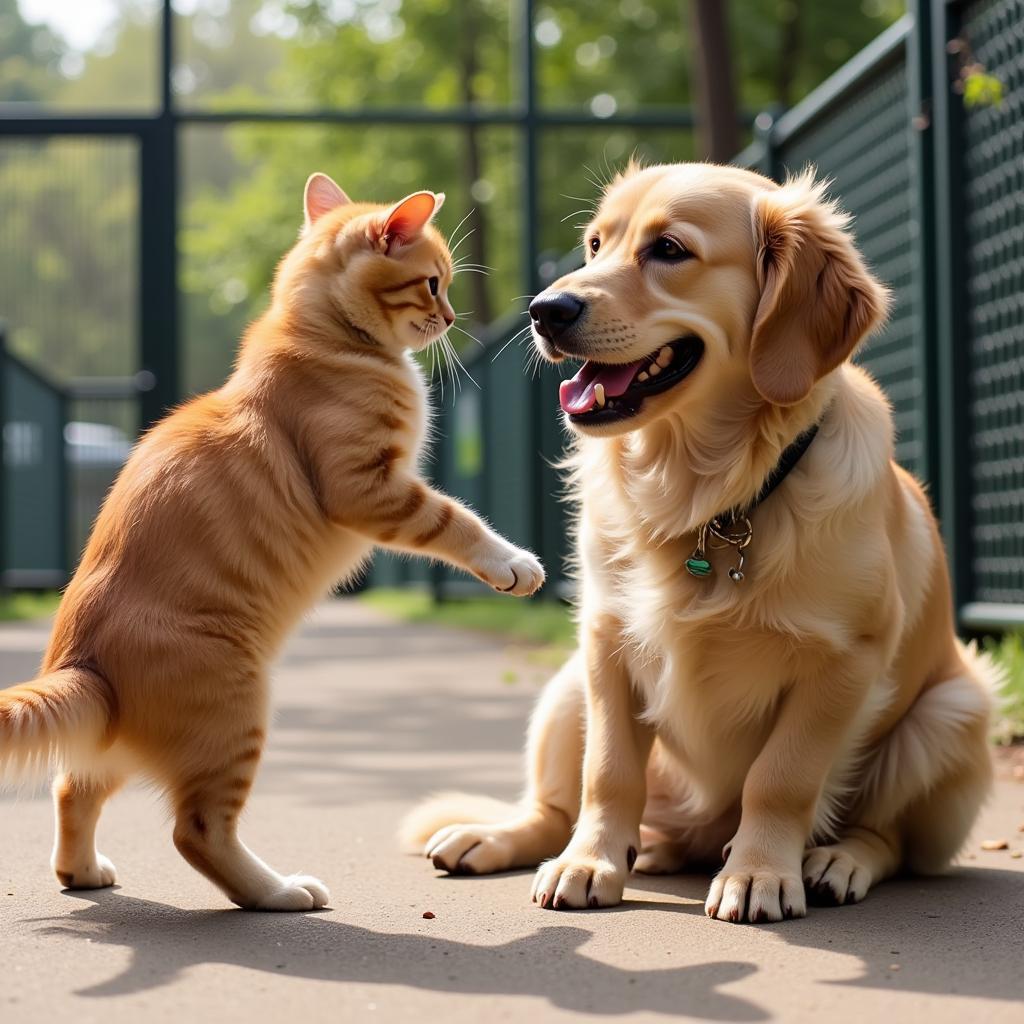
{"left": 0, "top": 0, "right": 905, "bottom": 394}
{"left": 0, "top": 0, "right": 65, "bottom": 102}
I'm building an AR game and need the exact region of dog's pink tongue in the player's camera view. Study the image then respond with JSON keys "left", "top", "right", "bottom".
{"left": 559, "top": 360, "right": 643, "bottom": 414}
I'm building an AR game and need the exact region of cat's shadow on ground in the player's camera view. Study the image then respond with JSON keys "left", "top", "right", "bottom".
{"left": 24, "top": 866, "right": 1024, "bottom": 1020}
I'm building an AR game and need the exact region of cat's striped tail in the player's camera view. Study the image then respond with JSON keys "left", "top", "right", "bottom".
{"left": 0, "top": 668, "right": 115, "bottom": 782}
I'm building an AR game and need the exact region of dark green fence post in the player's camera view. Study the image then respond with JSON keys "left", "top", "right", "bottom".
{"left": 753, "top": 107, "right": 782, "bottom": 181}
{"left": 929, "top": 0, "right": 973, "bottom": 617}
{"left": 0, "top": 323, "right": 6, "bottom": 593}
{"left": 140, "top": 0, "right": 180, "bottom": 431}
{"left": 909, "top": 0, "right": 942, "bottom": 500}
{"left": 520, "top": 0, "right": 546, "bottom": 589}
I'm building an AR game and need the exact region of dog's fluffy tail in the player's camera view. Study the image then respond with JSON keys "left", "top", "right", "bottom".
{"left": 398, "top": 792, "right": 521, "bottom": 853}
{"left": 0, "top": 668, "right": 115, "bottom": 783}
{"left": 858, "top": 640, "right": 997, "bottom": 822}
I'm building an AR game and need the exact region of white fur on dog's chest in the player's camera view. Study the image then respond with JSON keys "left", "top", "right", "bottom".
{"left": 613, "top": 561, "right": 843, "bottom": 817}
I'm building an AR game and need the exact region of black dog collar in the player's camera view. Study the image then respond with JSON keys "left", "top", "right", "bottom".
{"left": 685, "top": 421, "right": 821, "bottom": 583}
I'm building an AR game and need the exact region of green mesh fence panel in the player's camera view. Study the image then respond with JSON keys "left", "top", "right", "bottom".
{"left": 3, "top": 353, "right": 65, "bottom": 584}
{"left": 776, "top": 55, "right": 923, "bottom": 475}
{"left": 961, "top": 0, "right": 1024, "bottom": 604}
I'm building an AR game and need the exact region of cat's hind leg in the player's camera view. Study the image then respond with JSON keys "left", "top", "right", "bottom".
{"left": 51, "top": 771, "right": 122, "bottom": 890}
{"left": 169, "top": 717, "right": 328, "bottom": 911}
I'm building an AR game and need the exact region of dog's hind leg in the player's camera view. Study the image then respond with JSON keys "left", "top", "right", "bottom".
{"left": 802, "top": 824, "right": 901, "bottom": 905}
{"left": 804, "top": 665, "right": 993, "bottom": 905}
{"left": 402, "top": 650, "right": 585, "bottom": 875}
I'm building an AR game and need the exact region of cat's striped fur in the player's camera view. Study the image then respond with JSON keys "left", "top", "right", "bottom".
{"left": 0, "top": 173, "right": 543, "bottom": 910}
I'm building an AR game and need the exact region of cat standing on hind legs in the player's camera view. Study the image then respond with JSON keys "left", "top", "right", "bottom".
{"left": 0, "top": 172, "right": 544, "bottom": 911}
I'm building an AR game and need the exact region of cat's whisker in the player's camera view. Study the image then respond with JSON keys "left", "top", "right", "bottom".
{"left": 439, "top": 334, "right": 462, "bottom": 396}
{"left": 446, "top": 209, "right": 476, "bottom": 258}
{"left": 443, "top": 334, "right": 480, "bottom": 390}
{"left": 448, "top": 226, "right": 477, "bottom": 262}
{"left": 449, "top": 322, "right": 485, "bottom": 348}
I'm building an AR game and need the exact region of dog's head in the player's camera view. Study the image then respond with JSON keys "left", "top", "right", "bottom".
{"left": 530, "top": 162, "right": 889, "bottom": 436}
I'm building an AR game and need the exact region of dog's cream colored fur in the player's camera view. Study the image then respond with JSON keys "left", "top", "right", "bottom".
{"left": 403, "top": 162, "right": 996, "bottom": 923}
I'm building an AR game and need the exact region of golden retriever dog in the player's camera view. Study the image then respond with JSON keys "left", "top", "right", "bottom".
{"left": 403, "top": 162, "right": 998, "bottom": 923}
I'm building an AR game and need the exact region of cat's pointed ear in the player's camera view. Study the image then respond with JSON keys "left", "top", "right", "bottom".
{"left": 303, "top": 173, "right": 351, "bottom": 229}
{"left": 374, "top": 191, "right": 444, "bottom": 253}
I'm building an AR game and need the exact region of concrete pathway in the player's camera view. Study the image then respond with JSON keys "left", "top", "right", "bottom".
{"left": 1, "top": 600, "right": 1022, "bottom": 1023}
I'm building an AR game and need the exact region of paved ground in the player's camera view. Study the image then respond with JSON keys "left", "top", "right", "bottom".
{"left": 1, "top": 600, "right": 1022, "bottom": 1024}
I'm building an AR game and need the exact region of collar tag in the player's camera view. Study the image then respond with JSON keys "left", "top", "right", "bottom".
{"left": 684, "top": 419, "right": 821, "bottom": 585}
{"left": 686, "top": 516, "right": 752, "bottom": 583}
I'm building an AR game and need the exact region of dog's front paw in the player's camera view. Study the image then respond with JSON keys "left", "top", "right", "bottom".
{"left": 705, "top": 864, "right": 806, "bottom": 923}
{"left": 478, "top": 546, "right": 545, "bottom": 596}
{"left": 531, "top": 850, "right": 628, "bottom": 909}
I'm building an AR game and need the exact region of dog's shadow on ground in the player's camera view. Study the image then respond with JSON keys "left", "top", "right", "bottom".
{"left": 25, "top": 865, "right": 1024, "bottom": 1019}
{"left": 29, "top": 881, "right": 765, "bottom": 1021}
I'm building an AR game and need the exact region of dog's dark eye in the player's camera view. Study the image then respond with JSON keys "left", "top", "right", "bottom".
{"left": 428, "top": 276, "right": 439, "bottom": 296}
{"left": 589, "top": 237, "right": 600, "bottom": 255}
{"left": 651, "top": 237, "right": 690, "bottom": 261}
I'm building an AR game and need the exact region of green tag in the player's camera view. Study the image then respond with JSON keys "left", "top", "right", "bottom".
{"left": 685, "top": 557, "right": 712, "bottom": 578}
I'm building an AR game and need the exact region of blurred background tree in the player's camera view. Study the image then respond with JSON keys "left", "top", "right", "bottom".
{"left": 0, "top": 0, "right": 905, "bottom": 394}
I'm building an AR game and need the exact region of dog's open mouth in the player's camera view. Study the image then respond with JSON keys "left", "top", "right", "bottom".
{"left": 558, "top": 336, "right": 704, "bottom": 423}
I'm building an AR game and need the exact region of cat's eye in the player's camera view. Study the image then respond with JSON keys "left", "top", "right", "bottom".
{"left": 589, "top": 237, "right": 600, "bottom": 254}
{"left": 650, "top": 236, "right": 690, "bottom": 262}
{"left": 428, "top": 276, "right": 440, "bottom": 296}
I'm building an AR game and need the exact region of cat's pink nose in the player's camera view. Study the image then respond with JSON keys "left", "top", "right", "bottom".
{"left": 442, "top": 310, "right": 455, "bottom": 327}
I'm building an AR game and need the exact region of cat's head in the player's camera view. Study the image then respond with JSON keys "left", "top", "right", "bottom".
{"left": 276, "top": 172, "right": 456, "bottom": 353}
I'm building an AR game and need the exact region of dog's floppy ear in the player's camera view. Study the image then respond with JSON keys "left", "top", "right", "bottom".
{"left": 749, "top": 171, "right": 889, "bottom": 406}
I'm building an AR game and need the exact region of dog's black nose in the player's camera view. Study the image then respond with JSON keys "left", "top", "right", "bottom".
{"left": 529, "top": 292, "right": 586, "bottom": 340}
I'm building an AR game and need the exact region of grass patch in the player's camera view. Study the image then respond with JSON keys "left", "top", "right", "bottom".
{"left": 0, "top": 591, "right": 61, "bottom": 622}
{"left": 987, "top": 632, "right": 1024, "bottom": 743}
{"left": 362, "top": 588, "right": 575, "bottom": 649}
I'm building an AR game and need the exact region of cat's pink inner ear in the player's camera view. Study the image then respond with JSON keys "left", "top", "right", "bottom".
{"left": 304, "top": 173, "right": 350, "bottom": 227}
{"left": 380, "top": 191, "right": 440, "bottom": 250}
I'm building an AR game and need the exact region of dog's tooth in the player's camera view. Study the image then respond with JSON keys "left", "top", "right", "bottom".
{"left": 657, "top": 346, "right": 673, "bottom": 367}
{"left": 594, "top": 382, "right": 606, "bottom": 406}
{"left": 637, "top": 371, "right": 649, "bottom": 382}
{"left": 650, "top": 363, "right": 662, "bottom": 376}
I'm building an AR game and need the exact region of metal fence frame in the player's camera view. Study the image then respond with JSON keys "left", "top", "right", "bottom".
{"left": 407, "top": 0, "right": 1024, "bottom": 631}
{"left": 0, "top": 0, "right": 752, "bottom": 590}
{"left": 0, "top": 0, "right": 747, "bottom": 431}
{"left": 740, "top": 0, "right": 1022, "bottom": 629}
{"left": 3, "top": 1, "right": 1021, "bottom": 629}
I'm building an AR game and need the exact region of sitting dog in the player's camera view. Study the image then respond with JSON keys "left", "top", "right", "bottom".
{"left": 403, "top": 162, "right": 996, "bottom": 923}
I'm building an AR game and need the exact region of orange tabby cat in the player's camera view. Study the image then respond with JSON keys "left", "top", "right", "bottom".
{"left": 0, "top": 172, "right": 544, "bottom": 910}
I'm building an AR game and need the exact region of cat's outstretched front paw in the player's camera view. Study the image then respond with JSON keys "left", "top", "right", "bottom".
{"left": 490, "top": 547, "right": 545, "bottom": 596}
